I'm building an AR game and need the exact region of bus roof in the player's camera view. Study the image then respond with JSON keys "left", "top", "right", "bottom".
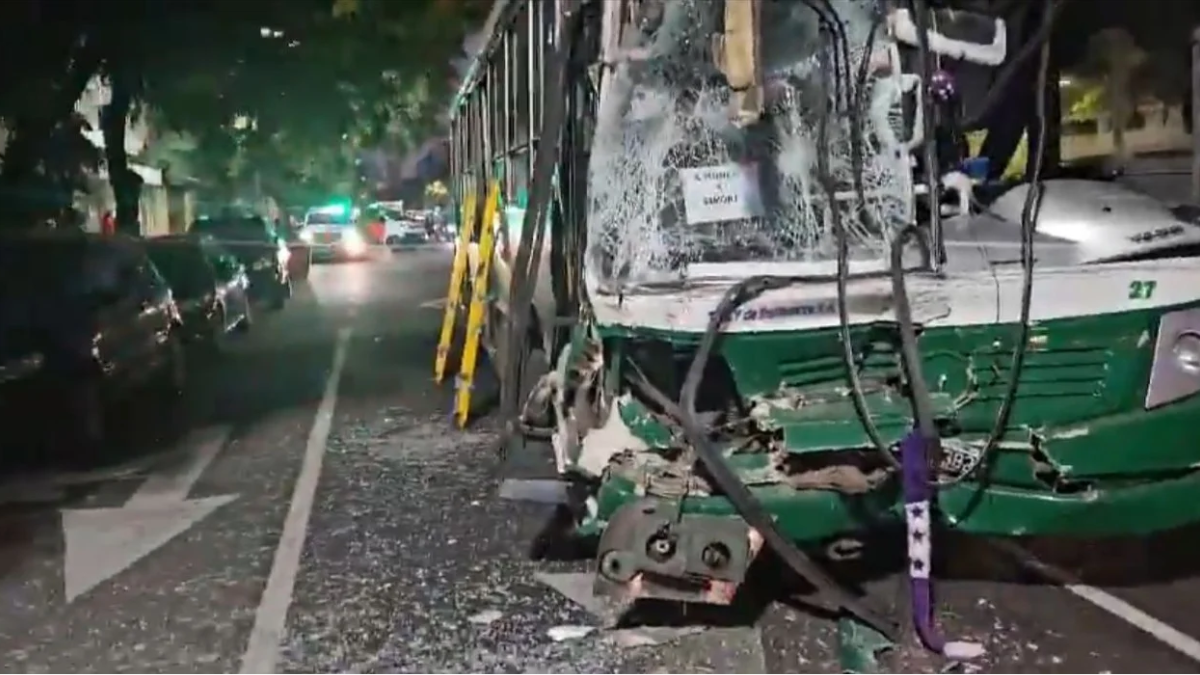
{"left": 451, "top": 0, "right": 519, "bottom": 118}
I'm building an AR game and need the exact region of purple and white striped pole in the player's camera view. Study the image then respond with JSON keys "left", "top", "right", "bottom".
{"left": 900, "top": 430, "right": 984, "bottom": 661}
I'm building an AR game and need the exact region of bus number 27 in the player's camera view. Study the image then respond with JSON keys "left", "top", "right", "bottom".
{"left": 1128, "top": 280, "right": 1157, "bottom": 300}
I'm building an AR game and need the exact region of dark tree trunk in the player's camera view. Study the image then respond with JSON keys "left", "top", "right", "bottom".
{"left": 1, "top": 120, "right": 46, "bottom": 189}
{"left": 102, "top": 72, "right": 142, "bottom": 236}
{"left": 0, "top": 46, "right": 101, "bottom": 226}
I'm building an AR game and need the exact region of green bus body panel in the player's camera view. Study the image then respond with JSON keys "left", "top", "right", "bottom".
{"left": 592, "top": 458, "right": 1200, "bottom": 540}
{"left": 588, "top": 301, "right": 1200, "bottom": 538}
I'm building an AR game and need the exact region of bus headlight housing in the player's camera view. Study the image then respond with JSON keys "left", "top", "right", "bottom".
{"left": 1146, "top": 309, "right": 1200, "bottom": 409}
{"left": 1172, "top": 332, "right": 1200, "bottom": 374}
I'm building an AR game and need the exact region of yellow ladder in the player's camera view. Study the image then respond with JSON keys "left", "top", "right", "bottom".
{"left": 453, "top": 180, "right": 502, "bottom": 428}
{"left": 433, "top": 188, "right": 479, "bottom": 384}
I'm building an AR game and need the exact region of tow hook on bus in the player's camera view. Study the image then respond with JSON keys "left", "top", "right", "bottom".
{"left": 593, "top": 498, "right": 765, "bottom": 605}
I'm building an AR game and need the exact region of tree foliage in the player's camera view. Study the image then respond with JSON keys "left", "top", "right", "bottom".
{"left": 144, "top": 0, "right": 488, "bottom": 210}
{"left": 0, "top": 1, "right": 109, "bottom": 224}
{"left": 424, "top": 179, "right": 449, "bottom": 206}
{"left": 0, "top": 0, "right": 488, "bottom": 228}
{"left": 1074, "top": 28, "right": 1177, "bottom": 162}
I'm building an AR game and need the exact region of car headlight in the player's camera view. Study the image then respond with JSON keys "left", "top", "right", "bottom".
{"left": 299, "top": 229, "right": 314, "bottom": 243}
{"left": 342, "top": 228, "right": 363, "bottom": 245}
{"left": 1173, "top": 332, "right": 1200, "bottom": 374}
{"left": 0, "top": 352, "right": 43, "bottom": 384}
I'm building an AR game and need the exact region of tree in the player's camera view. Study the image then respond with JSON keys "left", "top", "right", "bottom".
{"left": 1079, "top": 28, "right": 1147, "bottom": 162}
{"left": 0, "top": 0, "right": 487, "bottom": 231}
{"left": 424, "top": 179, "right": 449, "bottom": 207}
{"left": 139, "top": 0, "right": 488, "bottom": 216}
{"left": 0, "top": 1, "right": 243, "bottom": 230}
{"left": 0, "top": 1, "right": 108, "bottom": 225}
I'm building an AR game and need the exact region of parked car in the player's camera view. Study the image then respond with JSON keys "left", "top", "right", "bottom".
{"left": 190, "top": 214, "right": 291, "bottom": 310}
{"left": 279, "top": 224, "right": 313, "bottom": 281}
{"left": 383, "top": 218, "right": 430, "bottom": 248}
{"left": 0, "top": 232, "right": 187, "bottom": 452}
{"left": 145, "top": 234, "right": 252, "bottom": 354}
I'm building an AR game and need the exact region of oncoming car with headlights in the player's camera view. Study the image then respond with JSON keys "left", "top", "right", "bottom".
{"left": 300, "top": 204, "right": 370, "bottom": 262}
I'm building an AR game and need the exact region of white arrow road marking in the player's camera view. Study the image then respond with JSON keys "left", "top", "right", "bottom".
{"left": 126, "top": 427, "right": 228, "bottom": 507}
{"left": 0, "top": 451, "right": 178, "bottom": 507}
{"left": 60, "top": 426, "right": 238, "bottom": 602}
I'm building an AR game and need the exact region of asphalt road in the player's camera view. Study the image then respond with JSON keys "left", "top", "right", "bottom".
{"left": 0, "top": 247, "right": 1198, "bottom": 673}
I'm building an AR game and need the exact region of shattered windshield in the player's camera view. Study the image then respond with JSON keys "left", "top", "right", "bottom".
{"left": 585, "top": 0, "right": 916, "bottom": 290}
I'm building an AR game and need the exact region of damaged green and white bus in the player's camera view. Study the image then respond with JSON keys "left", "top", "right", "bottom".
{"left": 446, "top": 0, "right": 1200, "bottom": 662}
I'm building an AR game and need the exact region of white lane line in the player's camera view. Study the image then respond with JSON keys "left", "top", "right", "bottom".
{"left": 995, "top": 540, "right": 1200, "bottom": 663}
{"left": 417, "top": 297, "right": 448, "bottom": 310}
{"left": 239, "top": 327, "right": 352, "bottom": 674}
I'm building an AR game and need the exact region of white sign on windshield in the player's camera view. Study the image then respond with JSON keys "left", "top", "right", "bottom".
{"left": 679, "top": 163, "right": 765, "bottom": 225}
